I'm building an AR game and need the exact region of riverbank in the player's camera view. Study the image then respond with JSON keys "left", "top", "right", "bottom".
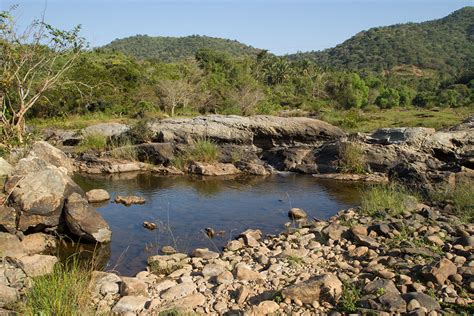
{"left": 0, "top": 114, "right": 472, "bottom": 314}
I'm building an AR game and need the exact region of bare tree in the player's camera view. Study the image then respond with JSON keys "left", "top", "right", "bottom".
{"left": 0, "top": 8, "right": 85, "bottom": 144}
{"left": 157, "top": 79, "right": 196, "bottom": 117}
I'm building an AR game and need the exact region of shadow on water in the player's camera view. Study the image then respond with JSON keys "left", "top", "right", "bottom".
{"left": 71, "top": 172, "right": 366, "bottom": 275}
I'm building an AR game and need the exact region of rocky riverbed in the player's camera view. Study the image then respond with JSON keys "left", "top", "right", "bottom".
{"left": 0, "top": 114, "right": 472, "bottom": 314}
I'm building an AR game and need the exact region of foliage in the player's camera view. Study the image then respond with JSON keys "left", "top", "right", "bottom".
{"left": 102, "top": 34, "right": 262, "bottom": 62}
{"left": 289, "top": 7, "right": 474, "bottom": 76}
{"left": 339, "top": 143, "right": 366, "bottom": 174}
{"left": 431, "top": 178, "right": 474, "bottom": 222}
{"left": 19, "top": 257, "right": 92, "bottom": 315}
{"left": 107, "top": 138, "right": 138, "bottom": 161}
{"left": 127, "top": 118, "right": 155, "bottom": 144}
{"left": 188, "top": 139, "right": 220, "bottom": 163}
{"left": 0, "top": 8, "right": 85, "bottom": 144}
{"left": 361, "top": 183, "right": 417, "bottom": 217}
{"left": 339, "top": 282, "right": 361, "bottom": 313}
{"left": 77, "top": 133, "right": 107, "bottom": 152}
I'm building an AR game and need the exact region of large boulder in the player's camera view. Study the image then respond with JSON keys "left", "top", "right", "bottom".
{"left": 150, "top": 115, "right": 345, "bottom": 148}
{"left": 28, "top": 141, "right": 74, "bottom": 175}
{"left": 82, "top": 123, "right": 129, "bottom": 139}
{"left": 64, "top": 193, "right": 111, "bottom": 243}
{"left": 0, "top": 232, "right": 26, "bottom": 258}
{"left": 281, "top": 274, "right": 343, "bottom": 304}
{"left": 5, "top": 158, "right": 83, "bottom": 231}
{"left": 14, "top": 254, "right": 58, "bottom": 277}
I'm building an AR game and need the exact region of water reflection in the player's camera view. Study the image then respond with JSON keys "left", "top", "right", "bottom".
{"left": 73, "top": 173, "right": 365, "bottom": 275}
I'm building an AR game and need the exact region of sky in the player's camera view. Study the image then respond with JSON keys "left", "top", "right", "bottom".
{"left": 1, "top": 0, "right": 472, "bottom": 55}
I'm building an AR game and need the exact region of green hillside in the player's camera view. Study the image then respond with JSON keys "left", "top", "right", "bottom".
{"left": 288, "top": 7, "right": 474, "bottom": 76}
{"left": 101, "top": 34, "right": 263, "bottom": 62}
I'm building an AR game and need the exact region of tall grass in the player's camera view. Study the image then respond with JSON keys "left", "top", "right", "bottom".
{"left": 19, "top": 256, "right": 93, "bottom": 315}
{"left": 361, "top": 183, "right": 417, "bottom": 217}
{"left": 431, "top": 178, "right": 474, "bottom": 223}
{"left": 107, "top": 138, "right": 138, "bottom": 161}
{"left": 77, "top": 133, "right": 107, "bottom": 152}
{"left": 339, "top": 143, "right": 365, "bottom": 174}
{"left": 172, "top": 139, "right": 220, "bottom": 169}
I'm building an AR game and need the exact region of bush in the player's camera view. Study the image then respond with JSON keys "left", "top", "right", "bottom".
{"left": 19, "top": 257, "right": 92, "bottom": 315}
{"left": 188, "top": 139, "right": 220, "bottom": 163}
{"left": 77, "top": 133, "right": 107, "bottom": 152}
{"left": 127, "top": 118, "right": 155, "bottom": 144}
{"left": 361, "top": 183, "right": 417, "bottom": 217}
{"left": 339, "top": 143, "right": 365, "bottom": 174}
{"left": 339, "top": 282, "right": 361, "bottom": 312}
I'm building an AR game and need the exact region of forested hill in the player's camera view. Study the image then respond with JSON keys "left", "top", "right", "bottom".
{"left": 101, "top": 34, "right": 263, "bottom": 61}
{"left": 287, "top": 7, "right": 474, "bottom": 76}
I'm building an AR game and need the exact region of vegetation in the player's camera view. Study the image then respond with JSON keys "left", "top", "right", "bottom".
{"left": 289, "top": 7, "right": 474, "bottom": 76}
{"left": 431, "top": 178, "right": 474, "bottom": 222}
{"left": 339, "top": 282, "right": 361, "bottom": 313}
{"left": 19, "top": 258, "right": 92, "bottom": 315}
{"left": 1, "top": 7, "right": 473, "bottom": 146}
{"left": 339, "top": 143, "right": 366, "bottom": 174}
{"left": 77, "top": 133, "right": 107, "bottom": 152}
{"left": 102, "top": 34, "right": 262, "bottom": 62}
{"left": 360, "top": 183, "right": 418, "bottom": 217}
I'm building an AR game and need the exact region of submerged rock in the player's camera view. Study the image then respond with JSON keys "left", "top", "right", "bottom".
{"left": 64, "top": 193, "right": 112, "bottom": 243}
{"left": 115, "top": 195, "right": 146, "bottom": 206}
{"left": 85, "top": 189, "right": 110, "bottom": 203}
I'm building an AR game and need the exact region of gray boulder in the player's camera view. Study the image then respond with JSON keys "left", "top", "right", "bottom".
{"left": 370, "top": 127, "right": 435, "bottom": 147}
{"left": 150, "top": 115, "right": 345, "bottom": 148}
{"left": 64, "top": 193, "right": 111, "bottom": 243}
{"left": 5, "top": 159, "right": 83, "bottom": 231}
{"left": 28, "top": 141, "right": 74, "bottom": 175}
{"left": 0, "top": 206, "right": 17, "bottom": 234}
{"left": 82, "top": 123, "right": 129, "bottom": 138}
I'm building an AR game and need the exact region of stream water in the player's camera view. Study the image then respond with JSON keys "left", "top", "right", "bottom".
{"left": 70, "top": 172, "right": 365, "bottom": 275}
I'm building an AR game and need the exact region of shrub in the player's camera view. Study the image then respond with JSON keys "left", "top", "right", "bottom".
{"left": 77, "top": 133, "right": 107, "bottom": 152}
{"left": 19, "top": 257, "right": 92, "bottom": 315}
{"left": 339, "top": 282, "right": 361, "bottom": 312}
{"left": 127, "top": 118, "right": 155, "bottom": 144}
{"left": 339, "top": 143, "right": 365, "bottom": 174}
{"left": 188, "top": 139, "right": 220, "bottom": 163}
{"left": 361, "top": 183, "right": 417, "bottom": 217}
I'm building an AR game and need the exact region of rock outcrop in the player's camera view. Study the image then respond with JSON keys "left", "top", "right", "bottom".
{"left": 64, "top": 193, "right": 112, "bottom": 243}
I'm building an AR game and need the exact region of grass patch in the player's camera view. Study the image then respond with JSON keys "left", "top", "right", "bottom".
{"left": 77, "top": 133, "right": 107, "bottom": 152}
{"left": 339, "top": 282, "right": 361, "bottom": 313}
{"left": 431, "top": 178, "right": 474, "bottom": 223}
{"left": 19, "top": 257, "right": 92, "bottom": 315}
{"left": 287, "top": 255, "right": 304, "bottom": 267}
{"left": 360, "top": 183, "right": 417, "bottom": 217}
{"left": 172, "top": 139, "right": 220, "bottom": 169}
{"left": 388, "top": 225, "right": 443, "bottom": 255}
{"left": 188, "top": 139, "right": 220, "bottom": 163}
{"left": 339, "top": 143, "right": 365, "bottom": 174}
{"left": 107, "top": 138, "right": 138, "bottom": 161}
{"left": 319, "top": 107, "right": 472, "bottom": 133}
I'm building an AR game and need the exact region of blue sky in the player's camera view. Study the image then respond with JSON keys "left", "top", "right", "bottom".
{"left": 2, "top": 0, "right": 472, "bottom": 55}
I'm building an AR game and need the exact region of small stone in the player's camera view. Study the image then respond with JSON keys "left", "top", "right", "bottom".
{"left": 120, "top": 277, "right": 148, "bottom": 296}
{"left": 407, "top": 299, "right": 421, "bottom": 311}
{"left": 202, "top": 264, "right": 226, "bottom": 278}
{"left": 226, "top": 240, "right": 243, "bottom": 251}
{"left": 422, "top": 258, "right": 457, "bottom": 285}
{"left": 255, "top": 300, "right": 279, "bottom": 314}
{"left": 112, "top": 295, "right": 149, "bottom": 314}
{"left": 216, "top": 270, "right": 234, "bottom": 284}
{"left": 237, "top": 286, "right": 250, "bottom": 304}
{"left": 0, "top": 285, "right": 19, "bottom": 307}
{"left": 191, "top": 248, "right": 219, "bottom": 260}
{"left": 281, "top": 274, "right": 342, "bottom": 304}
{"left": 161, "top": 246, "right": 176, "bottom": 254}
{"left": 161, "top": 282, "right": 196, "bottom": 300}
{"left": 234, "top": 265, "right": 263, "bottom": 281}
{"left": 289, "top": 208, "right": 307, "bottom": 219}
{"left": 426, "top": 235, "right": 443, "bottom": 246}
